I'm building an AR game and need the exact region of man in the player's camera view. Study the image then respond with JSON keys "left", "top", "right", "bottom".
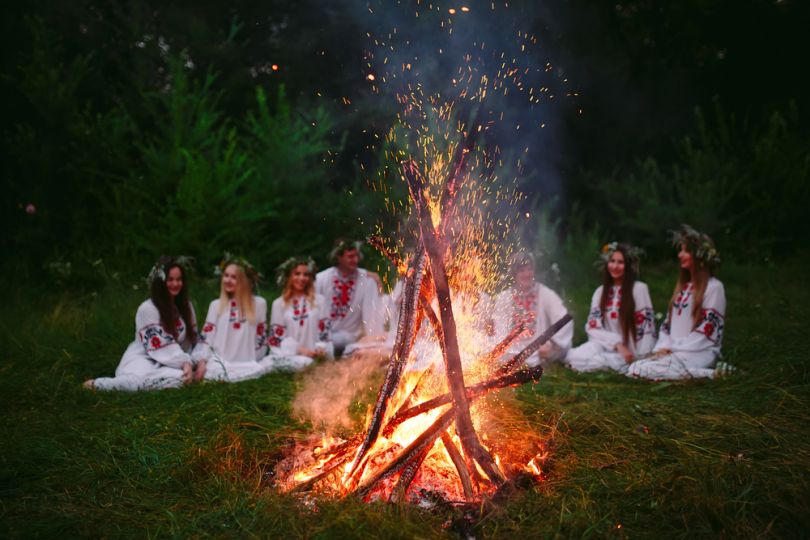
{"left": 316, "top": 238, "right": 384, "bottom": 356}
{"left": 493, "top": 251, "right": 573, "bottom": 366}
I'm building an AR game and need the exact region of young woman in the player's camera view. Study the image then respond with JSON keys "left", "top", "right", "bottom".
{"left": 566, "top": 243, "right": 656, "bottom": 373}
{"left": 85, "top": 256, "right": 201, "bottom": 391}
{"left": 260, "top": 256, "right": 333, "bottom": 372}
{"left": 192, "top": 257, "right": 268, "bottom": 382}
{"left": 627, "top": 225, "right": 725, "bottom": 380}
{"left": 493, "top": 251, "right": 573, "bottom": 366}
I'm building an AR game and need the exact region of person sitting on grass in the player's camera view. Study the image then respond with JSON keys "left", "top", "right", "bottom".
{"left": 84, "top": 256, "right": 201, "bottom": 391}
{"left": 566, "top": 242, "right": 656, "bottom": 374}
{"left": 192, "top": 256, "right": 268, "bottom": 382}
{"left": 493, "top": 251, "right": 573, "bottom": 366}
{"left": 315, "top": 238, "right": 384, "bottom": 356}
{"left": 627, "top": 225, "right": 727, "bottom": 380}
{"left": 260, "top": 256, "right": 333, "bottom": 372}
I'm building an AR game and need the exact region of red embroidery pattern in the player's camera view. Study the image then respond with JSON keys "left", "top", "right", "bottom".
{"left": 696, "top": 308, "right": 724, "bottom": 344}
{"left": 292, "top": 298, "right": 310, "bottom": 327}
{"left": 140, "top": 324, "right": 176, "bottom": 352}
{"left": 269, "top": 323, "right": 285, "bottom": 348}
{"left": 330, "top": 273, "right": 357, "bottom": 320}
{"left": 511, "top": 288, "right": 537, "bottom": 337}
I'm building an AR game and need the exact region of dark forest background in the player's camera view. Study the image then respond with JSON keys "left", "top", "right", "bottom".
{"left": 2, "top": 0, "right": 809, "bottom": 290}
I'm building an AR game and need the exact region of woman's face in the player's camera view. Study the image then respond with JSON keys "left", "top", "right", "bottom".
{"left": 166, "top": 266, "right": 184, "bottom": 298}
{"left": 515, "top": 264, "right": 535, "bottom": 290}
{"left": 607, "top": 251, "right": 625, "bottom": 283}
{"left": 678, "top": 243, "right": 695, "bottom": 272}
{"left": 290, "top": 264, "right": 311, "bottom": 293}
{"left": 222, "top": 264, "right": 240, "bottom": 296}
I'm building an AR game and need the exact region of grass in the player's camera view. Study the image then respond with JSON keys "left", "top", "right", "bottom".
{"left": 1, "top": 258, "right": 808, "bottom": 538}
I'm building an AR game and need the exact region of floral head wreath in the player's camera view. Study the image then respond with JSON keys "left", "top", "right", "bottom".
{"left": 147, "top": 255, "right": 194, "bottom": 286}
{"left": 329, "top": 238, "right": 364, "bottom": 264}
{"left": 215, "top": 252, "right": 261, "bottom": 288}
{"left": 671, "top": 224, "right": 721, "bottom": 270}
{"left": 275, "top": 256, "right": 317, "bottom": 288}
{"left": 598, "top": 242, "right": 644, "bottom": 276}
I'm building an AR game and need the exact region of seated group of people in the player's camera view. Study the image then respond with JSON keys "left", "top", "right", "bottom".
{"left": 84, "top": 225, "right": 727, "bottom": 391}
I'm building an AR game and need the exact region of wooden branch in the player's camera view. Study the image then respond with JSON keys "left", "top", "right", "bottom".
{"left": 440, "top": 432, "right": 475, "bottom": 501}
{"left": 389, "top": 445, "right": 432, "bottom": 503}
{"left": 405, "top": 164, "right": 505, "bottom": 487}
{"left": 439, "top": 111, "right": 482, "bottom": 234}
{"left": 497, "top": 314, "right": 573, "bottom": 375}
{"left": 383, "top": 364, "right": 545, "bottom": 436}
{"left": 478, "top": 323, "right": 526, "bottom": 366}
{"left": 354, "top": 408, "right": 455, "bottom": 499}
{"left": 346, "top": 249, "right": 427, "bottom": 483}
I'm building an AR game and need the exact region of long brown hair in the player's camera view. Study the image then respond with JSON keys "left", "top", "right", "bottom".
{"left": 668, "top": 243, "right": 712, "bottom": 328}
{"left": 149, "top": 256, "right": 196, "bottom": 344}
{"left": 599, "top": 244, "right": 636, "bottom": 346}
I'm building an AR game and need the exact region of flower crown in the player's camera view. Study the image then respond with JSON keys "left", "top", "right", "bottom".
{"left": 671, "top": 224, "right": 721, "bottom": 269}
{"left": 275, "top": 256, "right": 317, "bottom": 288}
{"left": 598, "top": 242, "right": 643, "bottom": 276}
{"left": 215, "top": 252, "right": 261, "bottom": 288}
{"left": 329, "top": 238, "right": 364, "bottom": 263}
{"left": 147, "top": 255, "right": 194, "bottom": 286}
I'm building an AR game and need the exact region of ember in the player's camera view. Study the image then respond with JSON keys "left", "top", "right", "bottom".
{"left": 273, "top": 110, "right": 571, "bottom": 504}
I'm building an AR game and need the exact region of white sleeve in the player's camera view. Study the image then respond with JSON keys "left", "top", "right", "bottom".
{"left": 584, "top": 286, "right": 620, "bottom": 350}
{"left": 632, "top": 282, "right": 657, "bottom": 355}
{"left": 361, "top": 277, "right": 384, "bottom": 336}
{"left": 315, "top": 296, "right": 334, "bottom": 359}
{"left": 254, "top": 297, "right": 268, "bottom": 360}
{"left": 269, "top": 298, "right": 295, "bottom": 355}
{"left": 669, "top": 280, "right": 726, "bottom": 353}
{"left": 544, "top": 287, "right": 573, "bottom": 351}
{"left": 136, "top": 302, "right": 191, "bottom": 369}
{"left": 192, "top": 301, "right": 218, "bottom": 362}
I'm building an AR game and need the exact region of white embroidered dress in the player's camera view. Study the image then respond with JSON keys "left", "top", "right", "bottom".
{"left": 259, "top": 293, "right": 333, "bottom": 372}
{"left": 628, "top": 277, "right": 726, "bottom": 380}
{"left": 315, "top": 267, "right": 383, "bottom": 353}
{"left": 193, "top": 296, "right": 269, "bottom": 382}
{"left": 493, "top": 282, "right": 574, "bottom": 366}
{"left": 566, "top": 281, "right": 656, "bottom": 373}
{"left": 93, "top": 300, "right": 197, "bottom": 391}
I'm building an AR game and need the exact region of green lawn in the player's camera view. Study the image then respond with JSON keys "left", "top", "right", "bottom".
{"left": 1, "top": 258, "right": 808, "bottom": 538}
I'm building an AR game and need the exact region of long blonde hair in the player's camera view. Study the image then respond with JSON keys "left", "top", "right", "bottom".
{"left": 218, "top": 263, "right": 257, "bottom": 325}
{"left": 282, "top": 263, "right": 316, "bottom": 306}
{"left": 668, "top": 259, "right": 711, "bottom": 329}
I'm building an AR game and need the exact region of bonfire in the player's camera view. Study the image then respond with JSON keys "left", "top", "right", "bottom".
{"left": 273, "top": 111, "right": 571, "bottom": 506}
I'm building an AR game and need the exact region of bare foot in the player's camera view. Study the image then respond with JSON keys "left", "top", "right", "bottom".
{"left": 83, "top": 379, "right": 95, "bottom": 390}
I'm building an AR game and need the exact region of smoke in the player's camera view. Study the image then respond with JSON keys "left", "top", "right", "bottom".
{"left": 291, "top": 351, "right": 386, "bottom": 431}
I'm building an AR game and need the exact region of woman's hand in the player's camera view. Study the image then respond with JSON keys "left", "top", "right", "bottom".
{"left": 194, "top": 359, "right": 207, "bottom": 382}
{"left": 298, "top": 346, "right": 316, "bottom": 358}
{"left": 181, "top": 362, "right": 193, "bottom": 384}
{"left": 615, "top": 343, "right": 634, "bottom": 363}
{"left": 653, "top": 348, "right": 672, "bottom": 357}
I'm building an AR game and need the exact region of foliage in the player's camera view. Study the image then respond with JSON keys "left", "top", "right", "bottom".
{"left": 2, "top": 17, "right": 374, "bottom": 285}
{"left": 576, "top": 102, "right": 810, "bottom": 258}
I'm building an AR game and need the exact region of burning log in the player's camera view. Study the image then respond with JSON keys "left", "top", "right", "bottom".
{"left": 440, "top": 432, "right": 474, "bottom": 500}
{"left": 355, "top": 408, "right": 456, "bottom": 499}
{"left": 497, "top": 313, "right": 573, "bottom": 374}
{"left": 346, "top": 249, "right": 427, "bottom": 484}
{"left": 383, "top": 364, "right": 545, "bottom": 437}
{"left": 389, "top": 445, "right": 432, "bottom": 503}
{"left": 406, "top": 162, "right": 505, "bottom": 486}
